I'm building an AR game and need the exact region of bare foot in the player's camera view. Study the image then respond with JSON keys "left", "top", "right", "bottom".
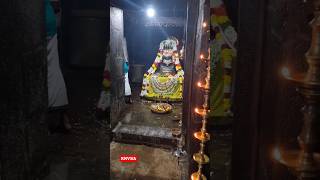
{"left": 63, "top": 113, "right": 72, "bottom": 130}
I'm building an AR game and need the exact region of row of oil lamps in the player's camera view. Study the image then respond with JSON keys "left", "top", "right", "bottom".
{"left": 191, "top": 20, "right": 211, "bottom": 180}
{"left": 191, "top": 1, "right": 320, "bottom": 179}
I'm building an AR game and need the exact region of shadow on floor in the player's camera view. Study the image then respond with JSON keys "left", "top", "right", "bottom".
{"left": 44, "top": 68, "right": 110, "bottom": 180}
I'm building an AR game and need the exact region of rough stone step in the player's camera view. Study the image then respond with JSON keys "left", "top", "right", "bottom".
{"left": 112, "top": 122, "right": 178, "bottom": 149}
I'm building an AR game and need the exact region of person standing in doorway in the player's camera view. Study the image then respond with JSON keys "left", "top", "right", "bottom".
{"left": 124, "top": 59, "right": 132, "bottom": 104}
{"left": 45, "top": 0, "right": 72, "bottom": 132}
{"left": 122, "top": 37, "right": 132, "bottom": 104}
{"left": 97, "top": 43, "right": 112, "bottom": 124}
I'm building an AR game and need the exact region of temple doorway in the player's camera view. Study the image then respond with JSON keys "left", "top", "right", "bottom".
{"left": 107, "top": 0, "right": 189, "bottom": 178}
{"left": 108, "top": 1, "right": 187, "bottom": 148}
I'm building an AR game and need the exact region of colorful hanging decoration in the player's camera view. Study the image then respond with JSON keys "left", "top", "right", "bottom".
{"left": 210, "top": 0, "right": 237, "bottom": 117}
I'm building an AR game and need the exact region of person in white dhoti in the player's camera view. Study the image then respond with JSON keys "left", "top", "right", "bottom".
{"left": 47, "top": 35, "right": 68, "bottom": 109}
{"left": 122, "top": 38, "right": 132, "bottom": 104}
{"left": 124, "top": 60, "right": 132, "bottom": 104}
{"left": 46, "top": 0, "right": 71, "bottom": 131}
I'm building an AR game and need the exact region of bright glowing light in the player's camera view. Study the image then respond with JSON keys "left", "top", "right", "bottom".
{"left": 273, "top": 147, "right": 282, "bottom": 161}
{"left": 203, "top": 22, "right": 207, "bottom": 28}
{"left": 281, "top": 67, "right": 291, "bottom": 78}
{"left": 193, "top": 132, "right": 200, "bottom": 139}
{"left": 200, "top": 54, "right": 204, "bottom": 59}
{"left": 146, "top": 8, "right": 155, "bottom": 17}
{"left": 195, "top": 108, "right": 199, "bottom": 113}
{"left": 197, "top": 82, "right": 202, "bottom": 87}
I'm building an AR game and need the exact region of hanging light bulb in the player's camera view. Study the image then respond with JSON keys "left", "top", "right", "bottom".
{"left": 146, "top": 7, "right": 156, "bottom": 17}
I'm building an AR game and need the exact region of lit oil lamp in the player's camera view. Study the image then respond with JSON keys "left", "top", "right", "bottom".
{"left": 200, "top": 54, "right": 205, "bottom": 60}
{"left": 202, "top": 22, "right": 207, "bottom": 28}
{"left": 192, "top": 33, "right": 211, "bottom": 180}
{"left": 197, "top": 81, "right": 203, "bottom": 88}
{"left": 273, "top": 1, "right": 320, "bottom": 179}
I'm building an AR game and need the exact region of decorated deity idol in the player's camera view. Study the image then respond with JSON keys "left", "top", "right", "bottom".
{"left": 140, "top": 37, "right": 184, "bottom": 101}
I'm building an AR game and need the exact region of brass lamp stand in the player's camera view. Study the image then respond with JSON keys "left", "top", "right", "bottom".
{"left": 275, "top": 0, "right": 320, "bottom": 179}
{"left": 191, "top": 53, "right": 211, "bottom": 180}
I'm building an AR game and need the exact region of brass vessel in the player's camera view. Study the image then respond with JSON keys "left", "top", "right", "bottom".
{"left": 276, "top": 1, "right": 320, "bottom": 179}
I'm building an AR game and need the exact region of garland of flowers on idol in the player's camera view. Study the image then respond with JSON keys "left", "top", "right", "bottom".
{"left": 148, "top": 52, "right": 163, "bottom": 74}
{"left": 141, "top": 50, "right": 184, "bottom": 95}
{"left": 141, "top": 52, "right": 163, "bottom": 95}
{"left": 150, "top": 77, "right": 179, "bottom": 94}
{"left": 210, "top": 0, "right": 237, "bottom": 116}
{"left": 174, "top": 53, "right": 185, "bottom": 83}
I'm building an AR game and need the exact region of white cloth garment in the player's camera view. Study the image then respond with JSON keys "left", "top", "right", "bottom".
{"left": 97, "top": 90, "right": 111, "bottom": 111}
{"left": 124, "top": 73, "right": 131, "bottom": 96}
{"left": 97, "top": 53, "right": 111, "bottom": 111}
{"left": 122, "top": 37, "right": 131, "bottom": 96}
{"left": 47, "top": 34, "right": 68, "bottom": 108}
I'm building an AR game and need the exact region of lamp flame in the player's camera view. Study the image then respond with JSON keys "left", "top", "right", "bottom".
{"left": 200, "top": 54, "right": 204, "bottom": 59}
{"left": 195, "top": 108, "right": 199, "bottom": 113}
{"left": 202, "top": 22, "right": 207, "bottom": 28}
{"left": 273, "top": 147, "right": 282, "bottom": 161}
{"left": 281, "top": 67, "right": 291, "bottom": 78}
{"left": 193, "top": 132, "right": 198, "bottom": 138}
{"left": 197, "top": 82, "right": 202, "bottom": 87}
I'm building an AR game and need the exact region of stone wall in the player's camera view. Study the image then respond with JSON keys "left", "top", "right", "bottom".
{"left": 110, "top": 7, "right": 126, "bottom": 128}
{"left": 0, "top": 0, "right": 49, "bottom": 179}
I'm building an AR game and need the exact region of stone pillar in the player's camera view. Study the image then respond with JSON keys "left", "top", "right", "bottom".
{"left": 0, "top": 0, "right": 49, "bottom": 179}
